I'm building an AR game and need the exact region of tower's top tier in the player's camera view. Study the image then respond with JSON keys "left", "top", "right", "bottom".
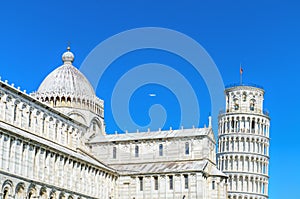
{"left": 225, "top": 84, "right": 265, "bottom": 115}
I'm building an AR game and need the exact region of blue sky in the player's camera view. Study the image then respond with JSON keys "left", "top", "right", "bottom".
{"left": 0, "top": 1, "right": 299, "bottom": 198}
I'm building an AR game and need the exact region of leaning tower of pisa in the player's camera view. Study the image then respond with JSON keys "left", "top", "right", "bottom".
{"left": 217, "top": 84, "right": 270, "bottom": 199}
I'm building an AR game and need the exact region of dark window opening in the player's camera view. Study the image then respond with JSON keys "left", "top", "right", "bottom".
{"left": 185, "top": 142, "right": 190, "bottom": 155}
{"left": 154, "top": 176, "right": 158, "bottom": 190}
{"left": 139, "top": 177, "right": 143, "bottom": 191}
{"left": 135, "top": 145, "right": 139, "bottom": 157}
{"left": 169, "top": 176, "right": 173, "bottom": 190}
{"left": 113, "top": 147, "right": 116, "bottom": 159}
{"left": 184, "top": 174, "right": 189, "bottom": 189}
{"left": 159, "top": 144, "right": 163, "bottom": 156}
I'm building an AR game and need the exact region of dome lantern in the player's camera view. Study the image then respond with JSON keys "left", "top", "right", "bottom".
{"left": 62, "top": 46, "right": 74, "bottom": 64}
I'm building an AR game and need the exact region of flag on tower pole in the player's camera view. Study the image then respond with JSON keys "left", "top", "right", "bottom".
{"left": 240, "top": 64, "right": 243, "bottom": 85}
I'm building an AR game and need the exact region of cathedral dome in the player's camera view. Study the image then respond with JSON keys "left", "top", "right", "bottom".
{"left": 32, "top": 47, "right": 104, "bottom": 119}
{"left": 37, "top": 47, "right": 95, "bottom": 99}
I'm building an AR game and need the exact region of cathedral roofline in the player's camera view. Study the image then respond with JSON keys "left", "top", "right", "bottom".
{"left": 0, "top": 79, "right": 88, "bottom": 129}
{"left": 88, "top": 127, "right": 214, "bottom": 143}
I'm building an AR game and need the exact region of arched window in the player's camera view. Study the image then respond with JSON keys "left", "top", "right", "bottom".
{"left": 16, "top": 183, "right": 25, "bottom": 199}
{"left": 242, "top": 92, "right": 247, "bottom": 102}
{"left": 233, "top": 98, "right": 239, "bottom": 110}
{"left": 3, "top": 189, "right": 9, "bottom": 199}
{"left": 55, "top": 96, "right": 60, "bottom": 106}
{"left": 231, "top": 120, "right": 234, "bottom": 129}
{"left": 135, "top": 145, "right": 139, "bottom": 157}
{"left": 250, "top": 99, "right": 255, "bottom": 111}
{"left": 67, "top": 97, "right": 71, "bottom": 105}
{"left": 251, "top": 120, "right": 255, "bottom": 132}
{"left": 159, "top": 144, "right": 163, "bottom": 156}
{"left": 61, "top": 96, "right": 66, "bottom": 104}
{"left": 185, "top": 142, "right": 190, "bottom": 155}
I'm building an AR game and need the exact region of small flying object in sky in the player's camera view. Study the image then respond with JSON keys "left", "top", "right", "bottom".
{"left": 149, "top": 93, "right": 156, "bottom": 97}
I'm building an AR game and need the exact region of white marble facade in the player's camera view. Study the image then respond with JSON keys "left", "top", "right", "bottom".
{"left": 89, "top": 128, "right": 227, "bottom": 199}
{"left": 0, "top": 47, "right": 271, "bottom": 199}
